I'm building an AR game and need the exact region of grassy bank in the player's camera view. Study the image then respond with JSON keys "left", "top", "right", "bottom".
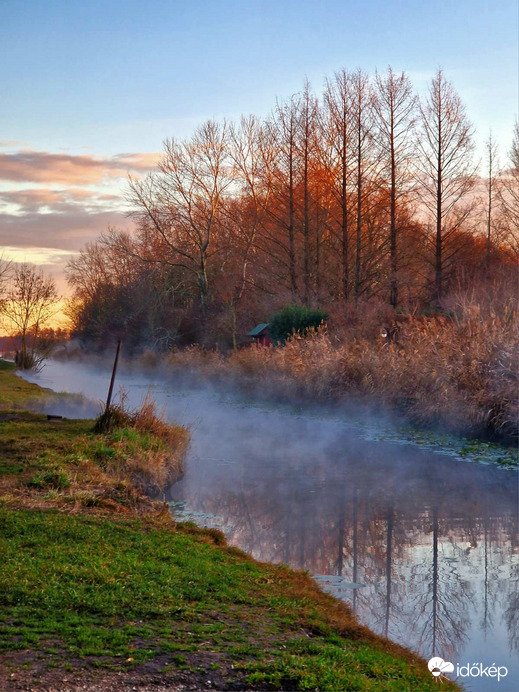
{"left": 0, "top": 358, "right": 96, "bottom": 419}
{"left": 0, "top": 359, "right": 53, "bottom": 409}
{"left": 0, "top": 363, "right": 457, "bottom": 691}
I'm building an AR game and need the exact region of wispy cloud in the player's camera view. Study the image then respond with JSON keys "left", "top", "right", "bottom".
{"left": 1, "top": 246, "right": 76, "bottom": 265}
{"left": 0, "top": 150, "right": 161, "bottom": 185}
{"left": 0, "top": 140, "right": 27, "bottom": 148}
{"left": 0, "top": 209, "right": 127, "bottom": 252}
{"left": 0, "top": 148, "right": 160, "bottom": 298}
{"left": 0, "top": 187, "right": 121, "bottom": 214}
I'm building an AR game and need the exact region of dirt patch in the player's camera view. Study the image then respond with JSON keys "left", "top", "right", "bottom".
{"left": 0, "top": 647, "right": 251, "bottom": 691}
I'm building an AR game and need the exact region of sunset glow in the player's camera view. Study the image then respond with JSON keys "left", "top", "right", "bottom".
{"left": 1, "top": 1, "right": 517, "bottom": 330}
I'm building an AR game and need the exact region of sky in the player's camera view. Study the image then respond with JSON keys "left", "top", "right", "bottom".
{"left": 0, "top": 0, "right": 517, "bottom": 305}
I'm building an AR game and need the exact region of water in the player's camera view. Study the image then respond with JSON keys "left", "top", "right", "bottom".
{"left": 23, "top": 360, "right": 519, "bottom": 691}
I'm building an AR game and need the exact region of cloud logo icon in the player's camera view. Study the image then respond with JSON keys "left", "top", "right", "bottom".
{"left": 428, "top": 657, "right": 454, "bottom": 677}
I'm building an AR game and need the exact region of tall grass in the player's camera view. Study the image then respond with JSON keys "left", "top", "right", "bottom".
{"left": 93, "top": 392, "right": 189, "bottom": 494}
{"left": 152, "top": 289, "right": 518, "bottom": 441}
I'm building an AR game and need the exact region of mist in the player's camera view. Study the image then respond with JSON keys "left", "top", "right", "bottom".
{"left": 19, "top": 356, "right": 519, "bottom": 692}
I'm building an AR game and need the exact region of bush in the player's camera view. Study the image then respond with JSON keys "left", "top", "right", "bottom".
{"left": 269, "top": 305, "right": 328, "bottom": 344}
{"left": 93, "top": 403, "right": 133, "bottom": 434}
{"left": 149, "top": 290, "right": 518, "bottom": 442}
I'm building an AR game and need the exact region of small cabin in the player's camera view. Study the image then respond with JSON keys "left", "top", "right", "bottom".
{"left": 247, "top": 323, "right": 271, "bottom": 347}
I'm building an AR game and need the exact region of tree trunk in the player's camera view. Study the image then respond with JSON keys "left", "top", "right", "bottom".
{"left": 355, "top": 122, "right": 362, "bottom": 303}
{"left": 341, "top": 121, "right": 349, "bottom": 300}
{"left": 390, "top": 119, "right": 398, "bottom": 307}
{"left": 303, "top": 101, "right": 311, "bottom": 305}
{"left": 288, "top": 121, "right": 297, "bottom": 298}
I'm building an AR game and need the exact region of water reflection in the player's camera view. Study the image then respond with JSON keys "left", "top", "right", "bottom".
{"left": 170, "top": 432, "right": 518, "bottom": 684}
{"left": 21, "top": 361, "right": 519, "bottom": 691}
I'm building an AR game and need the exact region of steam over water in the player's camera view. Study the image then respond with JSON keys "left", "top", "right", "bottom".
{"left": 23, "top": 360, "right": 518, "bottom": 692}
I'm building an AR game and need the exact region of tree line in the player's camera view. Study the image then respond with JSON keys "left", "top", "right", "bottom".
{"left": 67, "top": 67, "right": 518, "bottom": 351}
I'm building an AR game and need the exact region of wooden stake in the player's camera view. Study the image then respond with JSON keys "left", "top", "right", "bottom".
{"left": 105, "top": 340, "right": 122, "bottom": 413}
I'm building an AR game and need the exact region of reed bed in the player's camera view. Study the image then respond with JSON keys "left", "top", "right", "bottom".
{"left": 153, "top": 295, "right": 518, "bottom": 441}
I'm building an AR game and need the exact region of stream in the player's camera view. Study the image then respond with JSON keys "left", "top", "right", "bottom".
{"left": 22, "top": 359, "right": 519, "bottom": 691}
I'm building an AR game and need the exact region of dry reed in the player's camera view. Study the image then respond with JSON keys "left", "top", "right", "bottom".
{"left": 157, "top": 291, "right": 518, "bottom": 441}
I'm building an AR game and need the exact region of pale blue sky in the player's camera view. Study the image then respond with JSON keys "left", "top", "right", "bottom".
{"left": 1, "top": 0, "right": 517, "bottom": 157}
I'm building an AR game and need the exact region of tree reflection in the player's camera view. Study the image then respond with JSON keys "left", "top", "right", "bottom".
{"left": 170, "top": 433, "right": 518, "bottom": 663}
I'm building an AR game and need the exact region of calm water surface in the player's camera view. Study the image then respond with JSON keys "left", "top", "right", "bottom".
{"left": 23, "top": 360, "right": 519, "bottom": 692}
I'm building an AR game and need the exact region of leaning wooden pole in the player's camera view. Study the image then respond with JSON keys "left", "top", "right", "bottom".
{"left": 105, "top": 340, "right": 122, "bottom": 413}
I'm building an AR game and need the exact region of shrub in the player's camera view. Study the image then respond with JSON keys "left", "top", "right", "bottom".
{"left": 269, "top": 305, "right": 328, "bottom": 344}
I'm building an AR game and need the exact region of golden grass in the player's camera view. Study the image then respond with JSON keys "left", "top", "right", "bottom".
{"left": 158, "top": 294, "right": 518, "bottom": 440}
{"left": 94, "top": 392, "right": 189, "bottom": 495}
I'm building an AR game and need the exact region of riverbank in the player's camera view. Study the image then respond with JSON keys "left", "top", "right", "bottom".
{"left": 136, "top": 322, "right": 519, "bottom": 445}
{"left": 131, "top": 307, "right": 517, "bottom": 444}
{"left": 0, "top": 362, "right": 458, "bottom": 691}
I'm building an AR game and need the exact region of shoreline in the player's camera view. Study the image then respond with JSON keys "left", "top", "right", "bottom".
{"left": 0, "top": 360, "right": 459, "bottom": 691}
{"left": 26, "top": 354, "right": 518, "bottom": 470}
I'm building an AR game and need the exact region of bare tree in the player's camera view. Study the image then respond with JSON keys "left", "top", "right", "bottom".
{"left": 374, "top": 67, "right": 417, "bottom": 307}
{"left": 67, "top": 239, "right": 113, "bottom": 304}
{"left": 128, "top": 120, "right": 231, "bottom": 309}
{"left": 350, "top": 69, "right": 376, "bottom": 302}
{"left": 497, "top": 120, "right": 519, "bottom": 258}
{"left": 298, "top": 81, "right": 319, "bottom": 304}
{"left": 484, "top": 131, "right": 499, "bottom": 269}
{"left": 416, "top": 69, "right": 476, "bottom": 303}
{"left": 225, "top": 115, "right": 272, "bottom": 346}
{"left": 1, "top": 263, "right": 59, "bottom": 369}
{"left": 323, "top": 69, "right": 354, "bottom": 300}
{"left": 0, "top": 255, "right": 11, "bottom": 299}
{"left": 269, "top": 96, "right": 301, "bottom": 298}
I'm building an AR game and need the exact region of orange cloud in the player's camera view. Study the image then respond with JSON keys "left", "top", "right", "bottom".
{"left": 0, "top": 187, "right": 121, "bottom": 212}
{"left": 0, "top": 148, "right": 161, "bottom": 303}
{"left": 112, "top": 152, "right": 162, "bottom": 169}
{"left": 1, "top": 188, "right": 64, "bottom": 208}
{"left": 0, "top": 150, "right": 161, "bottom": 185}
{"left": 1, "top": 246, "right": 75, "bottom": 266}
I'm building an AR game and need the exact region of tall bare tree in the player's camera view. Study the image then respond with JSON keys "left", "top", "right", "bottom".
{"left": 269, "top": 96, "right": 301, "bottom": 298}
{"left": 350, "top": 69, "right": 375, "bottom": 302}
{"left": 416, "top": 69, "right": 476, "bottom": 303}
{"left": 323, "top": 69, "right": 354, "bottom": 300}
{"left": 225, "top": 115, "right": 272, "bottom": 346}
{"left": 298, "top": 81, "right": 319, "bottom": 304}
{"left": 484, "top": 131, "right": 499, "bottom": 269}
{"left": 374, "top": 67, "right": 417, "bottom": 307}
{"left": 128, "top": 120, "right": 231, "bottom": 308}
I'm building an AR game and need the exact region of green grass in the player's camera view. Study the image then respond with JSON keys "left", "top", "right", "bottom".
{"left": 0, "top": 401, "right": 183, "bottom": 512}
{"left": 0, "top": 509, "right": 455, "bottom": 691}
{"left": 0, "top": 359, "right": 53, "bottom": 408}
